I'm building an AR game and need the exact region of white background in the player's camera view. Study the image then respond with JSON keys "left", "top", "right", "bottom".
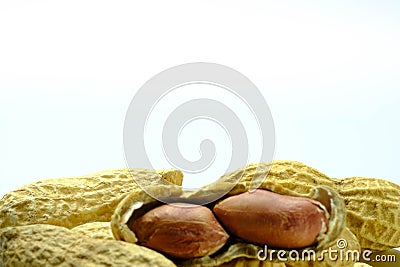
{"left": 1, "top": 0, "right": 399, "bottom": 210}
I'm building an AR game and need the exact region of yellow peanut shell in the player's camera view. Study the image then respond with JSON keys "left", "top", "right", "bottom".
{"left": 334, "top": 177, "right": 400, "bottom": 251}
{"left": 0, "top": 168, "right": 182, "bottom": 229}
{"left": 0, "top": 224, "right": 176, "bottom": 267}
{"left": 71, "top": 221, "right": 114, "bottom": 240}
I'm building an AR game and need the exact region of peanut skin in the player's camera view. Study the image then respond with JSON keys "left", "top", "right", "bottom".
{"left": 130, "top": 203, "right": 229, "bottom": 259}
{"left": 213, "top": 189, "right": 328, "bottom": 249}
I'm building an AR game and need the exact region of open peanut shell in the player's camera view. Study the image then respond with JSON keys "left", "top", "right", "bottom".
{"left": 111, "top": 163, "right": 349, "bottom": 266}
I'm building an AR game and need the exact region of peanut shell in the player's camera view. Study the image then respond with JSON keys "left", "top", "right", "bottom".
{"left": 0, "top": 168, "right": 182, "bottom": 229}
{"left": 71, "top": 221, "right": 113, "bottom": 240}
{"left": 334, "top": 177, "right": 400, "bottom": 251}
{"left": 0, "top": 224, "right": 176, "bottom": 267}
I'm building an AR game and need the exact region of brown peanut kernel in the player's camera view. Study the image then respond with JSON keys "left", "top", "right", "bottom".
{"left": 130, "top": 203, "right": 229, "bottom": 259}
{"left": 213, "top": 189, "right": 329, "bottom": 249}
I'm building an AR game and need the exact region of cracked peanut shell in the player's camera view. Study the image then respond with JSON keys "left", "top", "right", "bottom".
{"left": 111, "top": 168, "right": 345, "bottom": 266}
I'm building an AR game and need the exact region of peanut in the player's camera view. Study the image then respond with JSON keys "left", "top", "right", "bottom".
{"left": 213, "top": 189, "right": 329, "bottom": 249}
{"left": 216, "top": 160, "right": 400, "bottom": 250}
{"left": 130, "top": 203, "right": 229, "bottom": 259}
{"left": 71, "top": 221, "right": 114, "bottom": 240}
{"left": 0, "top": 224, "right": 176, "bottom": 267}
{"left": 2, "top": 160, "right": 397, "bottom": 266}
{"left": 334, "top": 177, "right": 400, "bottom": 251}
{"left": 0, "top": 168, "right": 182, "bottom": 229}
{"left": 112, "top": 178, "right": 345, "bottom": 266}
